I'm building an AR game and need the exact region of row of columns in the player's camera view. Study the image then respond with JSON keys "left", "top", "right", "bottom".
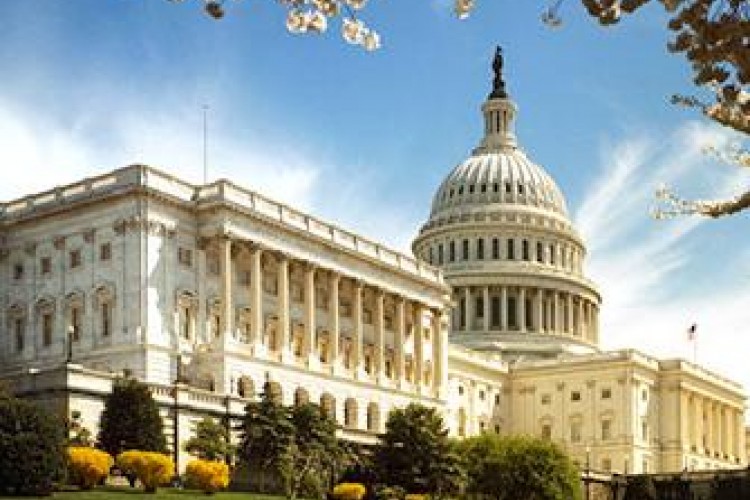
{"left": 213, "top": 237, "right": 446, "bottom": 396}
{"left": 686, "top": 392, "right": 745, "bottom": 461}
{"left": 455, "top": 285, "right": 598, "bottom": 343}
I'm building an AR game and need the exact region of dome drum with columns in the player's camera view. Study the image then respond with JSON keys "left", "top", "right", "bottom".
{"left": 413, "top": 47, "right": 601, "bottom": 361}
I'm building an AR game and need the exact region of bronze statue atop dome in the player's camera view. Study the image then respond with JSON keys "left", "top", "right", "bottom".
{"left": 489, "top": 45, "right": 508, "bottom": 99}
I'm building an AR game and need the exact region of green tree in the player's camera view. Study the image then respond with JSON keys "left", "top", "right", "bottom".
{"left": 457, "top": 433, "right": 582, "bottom": 500}
{"left": 238, "top": 382, "right": 295, "bottom": 493}
{"left": 185, "top": 416, "right": 235, "bottom": 462}
{"left": 67, "top": 410, "right": 93, "bottom": 446}
{"left": 287, "top": 402, "right": 339, "bottom": 500}
{"left": 97, "top": 377, "right": 167, "bottom": 456}
{"left": 0, "top": 395, "right": 66, "bottom": 495}
{"left": 373, "top": 403, "right": 464, "bottom": 497}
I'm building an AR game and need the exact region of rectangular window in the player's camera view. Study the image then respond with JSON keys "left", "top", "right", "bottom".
{"left": 462, "top": 239, "right": 469, "bottom": 260}
{"left": 69, "top": 250, "right": 81, "bottom": 269}
{"left": 507, "top": 239, "right": 515, "bottom": 260}
{"left": 492, "top": 238, "right": 499, "bottom": 259}
{"left": 601, "top": 388, "right": 612, "bottom": 399}
{"left": 42, "top": 313, "right": 53, "bottom": 347}
{"left": 13, "top": 264, "right": 23, "bottom": 280}
{"left": 477, "top": 239, "right": 484, "bottom": 260}
{"left": 475, "top": 297, "right": 484, "bottom": 318}
{"left": 541, "top": 424, "right": 552, "bottom": 440}
{"left": 536, "top": 242, "right": 544, "bottom": 263}
{"left": 15, "top": 318, "right": 24, "bottom": 352}
{"left": 449, "top": 241, "right": 456, "bottom": 262}
{"left": 102, "top": 303, "right": 111, "bottom": 337}
{"left": 71, "top": 307, "right": 81, "bottom": 341}
{"left": 182, "top": 307, "right": 191, "bottom": 339}
{"left": 40, "top": 257, "right": 51, "bottom": 275}
{"left": 571, "top": 391, "right": 581, "bottom": 402}
{"left": 641, "top": 420, "right": 649, "bottom": 442}
{"left": 522, "top": 240, "right": 530, "bottom": 261}
{"left": 100, "top": 243, "right": 111, "bottom": 261}
{"left": 550, "top": 244, "right": 556, "bottom": 265}
{"left": 601, "top": 419, "right": 612, "bottom": 440}
{"left": 491, "top": 296, "right": 501, "bottom": 327}
{"left": 438, "top": 244, "right": 444, "bottom": 265}
{"left": 178, "top": 247, "right": 193, "bottom": 267}
{"left": 570, "top": 422, "right": 582, "bottom": 443}
{"left": 541, "top": 394, "right": 552, "bottom": 405}
{"left": 507, "top": 296, "right": 517, "bottom": 329}
{"left": 239, "top": 270, "right": 251, "bottom": 285}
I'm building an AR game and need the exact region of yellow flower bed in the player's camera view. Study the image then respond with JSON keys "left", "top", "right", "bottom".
{"left": 332, "top": 482, "right": 367, "bottom": 500}
{"left": 405, "top": 494, "right": 427, "bottom": 500}
{"left": 67, "top": 446, "right": 113, "bottom": 490}
{"left": 185, "top": 459, "right": 230, "bottom": 493}
{"left": 116, "top": 450, "right": 175, "bottom": 493}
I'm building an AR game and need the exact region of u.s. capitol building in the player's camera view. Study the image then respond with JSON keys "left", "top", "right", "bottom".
{"left": 1, "top": 52, "right": 745, "bottom": 476}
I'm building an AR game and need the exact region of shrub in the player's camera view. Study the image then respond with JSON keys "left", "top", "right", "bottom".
{"left": 375, "top": 485, "right": 406, "bottom": 500}
{"left": 117, "top": 450, "right": 175, "bottom": 493}
{"left": 185, "top": 459, "right": 230, "bottom": 494}
{"left": 0, "top": 396, "right": 66, "bottom": 496}
{"left": 67, "top": 446, "right": 113, "bottom": 489}
{"left": 332, "top": 482, "right": 367, "bottom": 500}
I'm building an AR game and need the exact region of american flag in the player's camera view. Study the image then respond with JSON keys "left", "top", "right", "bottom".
{"left": 687, "top": 323, "right": 697, "bottom": 341}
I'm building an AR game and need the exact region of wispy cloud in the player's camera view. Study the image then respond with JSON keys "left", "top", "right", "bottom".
{"left": 575, "top": 120, "right": 750, "bottom": 387}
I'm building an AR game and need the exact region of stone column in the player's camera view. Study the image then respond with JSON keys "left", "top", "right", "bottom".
{"left": 566, "top": 293, "right": 573, "bottom": 334}
{"left": 553, "top": 292, "right": 560, "bottom": 333}
{"left": 724, "top": 407, "right": 732, "bottom": 459}
{"left": 396, "top": 298, "right": 406, "bottom": 389}
{"left": 329, "top": 272, "right": 340, "bottom": 373}
{"left": 680, "top": 391, "right": 691, "bottom": 449}
{"left": 220, "top": 237, "right": 233, "bottom": 345}
{"left": 464, "top": 287, "right": 473, "bottom": 332}
{"left": 197, "top": 239, "right": 207, "bottom": 344}
{"left": 519, "top": 288, "right": 526, "bottom": 332}
{"left": 304, "top": 264, "right": 316, "bottom": 366}
{"left": 577, "top": 298, "right": 584, "bottom": 337}
{"left": 535, "top": 289, "right": 544, "bottom": 333}
{"left": 353, "top": 281, "right": 364, "bottom": 379}
{"left": 277, "top": 255, "right": 291, "bottom": 362}
{"left": 375, "top": 290, "right": 385, "bottom": 383}
{"left": 483, "top": 286, "right": 490, "bottom": 331}
{"left": 250, "top": 247, "right": 263, "bottom": 350}
{"left": 414, "top": 304, "right": 424, "bottom": 394}
{"left": 694, "top": 395, "right": 704, "bottom": 452}
{"left": 501, "top": 286, "right": 508, "bottom": 330}
{"left": 432, "top": 309, "right": 444, "bottom": 398}
{"left": 705, "top": 401, "right": 714, "bottom": 454}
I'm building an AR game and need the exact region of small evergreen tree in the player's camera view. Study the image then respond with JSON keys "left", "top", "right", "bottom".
{"left": 0, "top": 395, "right": 66, "bottom": 495}
{"left": 97, "top": 377, "right": 167, "bottom": 456}
{"left": 238, "top": 381, "right": 295, "bottom": 493}
{"left": 185, "top": 416, "right": 235, "bottom": 462}
{"left": 287, "top": 402, "right": 339, "bottom": 500}
{"left": 373, "top": 403, "right": 464, "bottom": 497}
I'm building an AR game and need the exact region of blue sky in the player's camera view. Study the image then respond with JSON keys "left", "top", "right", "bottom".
{"left": 1, "top": 1, "right": 748, "bottom": 391}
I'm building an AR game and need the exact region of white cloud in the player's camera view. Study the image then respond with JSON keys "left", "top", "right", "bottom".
{"left": 575, "top": 120, "right": 750, "bottom": 392}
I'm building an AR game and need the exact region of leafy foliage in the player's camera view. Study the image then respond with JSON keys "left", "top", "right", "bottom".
{"left": 98, "top": 377, "right": 167, "bottom": 457}
{"left": 185, "top": 417, "right": 235, "bottom": 462}
{"left": 67, "top": 410, "right": 93, "bottom": 447}
{"left": 185, "top": 459, "right": 231, "bottom": 493}
{"left": 0, "top": 395, "right": 66, "bottom": 495}
{"left": 287, "top": 402, "right": 339, "bottom": 499}
{"left": 373, "top": 404, "right": 464, "bottom": 497}
{"left": 117, "top": 450, "right": 175, "bottom": 493}
{"left": 457, "top": 433, "right": 582, "bottom": 500}
{"left": 67, "top": 446, "right": 113, "bottom": 490}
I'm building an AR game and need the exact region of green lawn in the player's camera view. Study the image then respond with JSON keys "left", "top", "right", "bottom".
{"left": 3, "top": 487, "right": 285, "bottom": 500}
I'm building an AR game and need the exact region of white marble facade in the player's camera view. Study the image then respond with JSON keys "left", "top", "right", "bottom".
{"left": 1, "top": 68, "right": 747, "bottom": 475}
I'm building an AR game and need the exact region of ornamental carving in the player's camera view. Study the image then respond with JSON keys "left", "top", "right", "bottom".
{"left": 53, "top": 236, "right": 66, "bottom": 249}
{"left": 113, "top": 216, "right": 175, "bottom": 238}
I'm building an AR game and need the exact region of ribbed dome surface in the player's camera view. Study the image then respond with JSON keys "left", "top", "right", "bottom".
{"left": 429, "top": 149, "right": 569, "bottom": 218}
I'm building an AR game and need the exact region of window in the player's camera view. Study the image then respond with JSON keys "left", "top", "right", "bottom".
{"left": 100, "top": 243, "right": 111, "bottom": 261}
{"left": 70, "top": 250, "right": 82, "bottom": 268}
{"left": 601, "top": 388, "right": 612, "bottom": 399}
{"left": 507, "top": 296, "right": 517, "bottom": 329}
{"left": 40, "top": 257, "right": 51, "bottom": 275}
{"left": 239, "top": 270, "right": 251, "bottom": 285}
{"left": 476, "top": 297, "right": 484, "bottom": 319}
{"left": 481, "top": 184, "right": 487, "bottom": 193}
{"left": 438, "top": 244, "right": 444, "bottom": 264}
{"left": 178, "top": 247, "right": 193, "bottom": 267}
{"left": 570, "top": 391, "right": 581, "bottom": 402}
{"left": 522, "top": 240, "right": 530, "bottom": 261}
{"left": 494, "top": 424, "right": 501, "bottom": 434}
{"left": 469, "top": 184, "right": 475, "bottom": 194}
{"left": 491, "top": 296, "right": 501, "bottom": 327}
{"left": 541, "top": 394, "right": 552, "bottom": 405}
{"left": 449, "top": 241, "right": 456, "bottom": 262}
{"left": 601, "top": 419, "right": 612, "bottom": 440}
{"left": 101, "top": 303, "right": 111, "bottom": 337}
{"left": 42, "top": 313, "right": 53, "bottom": 347}
{"left": 476, "top": 238, "right": 484, "bottom": 260}
{"left": 182, "top": 306, "right": 191, "bottom": 339}
{"left": 479, "top": 390, "right": 485, "bottom": 401}
{"left": 428, "top": 246, "right": 434, "bottom": 264}
{"left": 14, "top": 318, "right": 24, "bottom": 352}
{"left": 70, "top": 306, "right": 81, "bottom": 342}
{"left": 541, "top": 424, "right": 552, "bottom": 440}
{"left": 641, "top": 420, "right": 649, "bottom": 442}
{"left": 493, "top": 183, "right": 499, "bottom": 193}
{"left": 462, "top": 239, "right": 469, "bottom": 260}
{"left": 570, "top": 421, "right": 582, "bottom": 443}
{"left": 458, "top": 385, "right": 464, "bottom": 396}
{"left": 13, "top": 264, "right": 23, "bottom": 280}
{"left": 495, "top": 394, "right": 501, "bottom": 405}
{"left": 492, "top": 238, "right": 499, "bottom": 259}
{"left": 208, "top": 257, "right": 220, "bottom": 275}
{"left": 550, "top": 244, "right": 556, "bottom": 265}
{"left": 641, "top": 388, "right": 648, "bottom": 401}
{"left": 536, "top": 242, "right": 544, "bottom": 263}
{"left": 507, "top": 239, "right": 515, "bottom": 260}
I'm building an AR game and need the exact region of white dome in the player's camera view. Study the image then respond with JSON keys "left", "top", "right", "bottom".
{"left": 429, "top": 149, "right": 569, "bottom": 219}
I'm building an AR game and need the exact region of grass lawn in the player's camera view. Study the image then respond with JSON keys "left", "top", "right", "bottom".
{"left": 2, "top": 486, "right": 285, "bottom": 500}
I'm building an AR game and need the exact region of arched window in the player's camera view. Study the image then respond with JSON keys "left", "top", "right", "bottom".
{"left": 294, "top": 387, "right": 310, "bottom": 406}
{"left": 344, "top": 398, "right": 358, "bottom": 429}
{"left": 65, "top": 291, "right": 85, "bottom": 343}
{"left": 36, "top": 298, "right": 56, "bottom": 348}
{"left": 266, "top": 381, "right": 283, "bottom": 405}
{"left": 321, "top": 393, "right": 336, "bottom": 422}
{"left": 238, "top": 376, "right": 255, "bottom": 399}
{"left": 367, "top": 402, "right": 380, "bottom": 432}
{"left": 94, "top": 284, "right": 115, "bottom": 338}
